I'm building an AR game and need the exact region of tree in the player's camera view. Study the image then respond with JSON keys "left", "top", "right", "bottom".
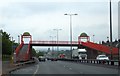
{"left": 1, "top": 30, "right": 18, "bottom": 55}
{"left": 31, "top": 48, "right": 37, "bottom": 57}
{"left": 2, "top": 31, "right": 12, "bottom": 55}
{"left": 37, "top": 51, "right": 44, "bottom": 57}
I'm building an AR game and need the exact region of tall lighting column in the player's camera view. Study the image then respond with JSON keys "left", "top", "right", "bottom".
{"left": 93, "top": 35, "right": 95, "bottom": 43}
{"left": 109, "top": 0, "right": 113, "bottom": 60}
{"left": 53, "top": 29, "right": 62, "bottom": 51}
{"left": 18, "top": 35, "right": 20, "bottom": 44}
{"left": 64, "top": 13, "right": 78, "bottom": 59}
{"left": 50, "top": 36, "right": 56, "bottom": 51}
{"left": 11, "top": 36, "right": 14, "bottom": 63}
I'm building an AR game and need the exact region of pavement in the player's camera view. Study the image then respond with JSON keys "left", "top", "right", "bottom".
{"left": 2, "top": 61, "right": 20, "bottom": 75}
{"left": 1, "top": 60, "right": 36, "bottom": 76}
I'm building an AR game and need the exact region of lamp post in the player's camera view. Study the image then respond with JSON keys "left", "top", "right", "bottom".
{"left": 11, "top": 37, "right": 13, "bottom": 52}
{"left": 93, "top": 35, "right": 95, "bottom": 43}
{"left": 18, "top": 35, "right": 20, "bottom": 44}
{"left": 109, "top": 0, "right": 113, "bottom": 60}
{"left": 64, "top": 13, "right": 78, "bottom": 59}
{"left": 53, "top": 29, "right": 62, "bottom": 51}
{"left": 50, "top": 36, "right": 56, "bottom": 51}
{"left": 0, "top": 30, "right": 2, "bottom": 61}
{"left": 11, "top": 36, "right": 14, "bottom": 64}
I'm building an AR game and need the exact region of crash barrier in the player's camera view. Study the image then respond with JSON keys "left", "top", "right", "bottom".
{"left": 58, "top": 58, "right": 120, "bottom": 66}
{"left": 15, "top": 60, "right": 35, "bottom": 66}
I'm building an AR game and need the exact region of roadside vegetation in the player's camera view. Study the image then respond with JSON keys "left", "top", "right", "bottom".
{"left": 1, "top": 30, "right": 18, "bottom": 61}
{"left": 32, "top": 48, "right": 45, "bottom": 58}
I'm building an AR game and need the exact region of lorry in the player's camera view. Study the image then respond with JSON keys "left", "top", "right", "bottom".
{"left": 72, "top": 49, "right": 87, "bottom": 59}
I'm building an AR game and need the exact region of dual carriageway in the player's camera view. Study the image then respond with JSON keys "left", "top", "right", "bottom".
{"left": 11, "top": 32, "right": 119, "bottom": 75}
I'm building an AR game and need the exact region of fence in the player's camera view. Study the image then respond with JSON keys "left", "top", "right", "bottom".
{"left": 58, "top": 58, "right": 120, "bottom": 66}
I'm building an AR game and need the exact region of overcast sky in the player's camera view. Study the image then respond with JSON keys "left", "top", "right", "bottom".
{"left": 0, "top": 0, "right": 119, "bottom": 50}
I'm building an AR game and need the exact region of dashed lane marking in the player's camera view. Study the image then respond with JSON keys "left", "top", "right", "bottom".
{"left": 69, "top": 68, "right": 72, "bottom": 70}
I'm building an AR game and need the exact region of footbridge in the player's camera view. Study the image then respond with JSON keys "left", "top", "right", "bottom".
{"left": 14, "top": 32, "right": 118, "bottom": 62}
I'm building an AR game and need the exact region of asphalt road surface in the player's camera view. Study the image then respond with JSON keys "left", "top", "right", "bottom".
{"left": 11, "top": 60, "right": 119, "bottom": 75}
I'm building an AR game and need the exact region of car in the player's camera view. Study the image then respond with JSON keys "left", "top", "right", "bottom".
{"left": 38, "top": 56, "right": 46, "bottom": 62}
{"left": 96, "top": 55, "right": 109, "bottom": 60}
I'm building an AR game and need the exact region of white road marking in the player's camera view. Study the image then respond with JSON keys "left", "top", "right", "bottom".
{"left": 32, "top": 64, "right": 39, "bottom": 76}
{"left": 64, "top": 65, "right": 72, "bottom": 70}
{"left": 69, "top": 68, "right": 72, "bottom": 70}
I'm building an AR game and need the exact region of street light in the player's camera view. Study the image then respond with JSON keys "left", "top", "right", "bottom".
{"left": 64, "top": 13, "right": 78, "bottom": 59}
{"left": 109, "top": 0, "right": 113, "bottom": 60}
{"left": 10, "top": 36, "right": 14, "bottom": 63}
{"left": 50, "top": 36, "right": 56, "bottom": 51}
{"left": 18, "top": 35, "right": 20, "bottom": 44}
{"left": 53, "top": 29, "right": 62, "bottom": 51}
{"left": 93, "top": 35, "right": 95, "bottom": 43}
{"left": 11, "top": 37, "right": 13, "bottom": 52}
{"left": 0, "top": 30, "right": 2, "bottom": 61}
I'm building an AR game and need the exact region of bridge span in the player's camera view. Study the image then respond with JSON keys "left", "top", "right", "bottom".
{"left": 14, "top": 32, "right": 118, "bottom": 62}
{"left": 31, "top": 41, "right": 78, "bottom": 46}
{"left": 15, "top": 40, "right": 118, "bottom": 62}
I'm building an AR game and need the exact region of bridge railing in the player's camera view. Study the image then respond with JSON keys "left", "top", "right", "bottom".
{"left": 31, "top": 41, "right": 78, "bottom": 44}
{"left": 58, "top": 58, "right": 120, "bottom": 66}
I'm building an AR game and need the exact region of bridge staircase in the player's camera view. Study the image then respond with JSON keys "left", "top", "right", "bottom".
{"left": 15, "top": 42, "right": 31, "bottom": 62}
{"left": 81, "top": 41, "right": 118, "bottom": 55}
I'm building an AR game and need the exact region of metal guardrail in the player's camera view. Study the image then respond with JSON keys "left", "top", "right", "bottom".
{"left": 58, "top": 58, "right": 120, "bottom": 66}
{"left": 15, "top": 60, "right": 35, "bottom": 66}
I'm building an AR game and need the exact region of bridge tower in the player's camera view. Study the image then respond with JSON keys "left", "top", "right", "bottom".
{"left": 21, "top": 32, "right": 32, "bottom": 44}
{"left": 78, "top": 33, "right": 98, "bottom": 59}
{"left": 78, "top": 32, "right": 90, "bottom": 45}
{"left": 21, "top": 32, "right": 32, "bottom": 61}
{"left": 78, "top": 32, "right": 90, "bottom": 49}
